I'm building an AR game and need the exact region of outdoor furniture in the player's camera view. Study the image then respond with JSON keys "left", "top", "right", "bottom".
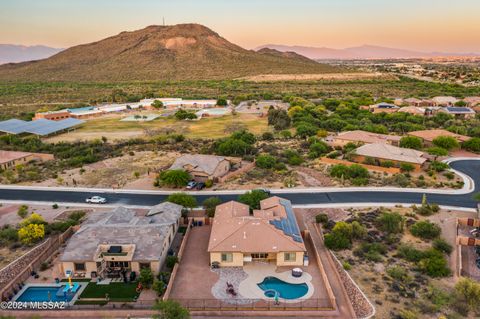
{"left": 292, "top": 268, "right": 303, "bottom": 278}
{"left": 211, "top": 261, "right": 220, "bottom": 269}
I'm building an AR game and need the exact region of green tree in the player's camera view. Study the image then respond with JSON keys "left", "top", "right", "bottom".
{"left": 432, "top": 136, "right": 459, "bottom": 150}
{"left": 309, "top": 141, "right": 330, "bottom": 158}
{"left": 399, "top": 136, "right": 423, "bottom": 150}
{"left": 153, "top": 300, "right": 190, "bottom": 319}
{"left": 216, "top": 98, "right": 228, "bottom": 106}
{"left": 156, "top": 170, "right": 191, "bottom": 188}
{"left": 238, "top": 189, "right": 269, "bottom": 210}
{"left": 152, "top": 100, "right": 164, "bottom": 109}
{"left": 255, "top": 154, "right": 277, "bottom": 169}
{"left": 203, "top": 197, "right": 222, "bottom": 217}
{"left": 267, "top": 109, "right": 291, "bottom": 131}
{"left": 175, "top": 110, "right": 197, "bottom": 120}
{"left": 295, "top": 123, "right": 318, "bottom": 138}
{"left": 139, "top": 268, "right": 154, "bottom": 288}
{"left": 427, "top": 147, "right": 449, "bottom": 157}
{"left": 463, "top": 137, "right": 480, "bottom": 153}
{"left": 166, "top": 193, "right": 197, "bottom": 209}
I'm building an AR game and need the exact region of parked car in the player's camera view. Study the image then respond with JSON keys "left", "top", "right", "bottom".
{"left": 196, "top": 182, "right": 206, "bottom": 190}
{"left": 186, "top": 181, "right": 197, "bottom": 189}
{"left": 85, "top": 196, "right": 107, "bottom": 204}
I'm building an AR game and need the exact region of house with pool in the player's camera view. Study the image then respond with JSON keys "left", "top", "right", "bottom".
{"left": 58, "top": 204, "right": 182, "bottom": 279}
{"left": 208, "top": 197, "right": 307, "bottom": 267}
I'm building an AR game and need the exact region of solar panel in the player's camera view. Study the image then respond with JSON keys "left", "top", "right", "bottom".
{"left": 0, "top": 119, "right": 28, "bottom": 134}
{"left": 269, "top": 198, "right": 303, "bottom": 243}
{"left": 0, "top": 118, "right": 85, "bottom": 136}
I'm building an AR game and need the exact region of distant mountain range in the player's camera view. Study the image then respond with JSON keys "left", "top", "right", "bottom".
{"left": 0, "top": 24, "right": 341, "bottom": 82}
{"left": 0, "top": 44, "right": 63, "bottom": 64}
{"left": 255, "top": 44, "right": 480, "bottom": 60}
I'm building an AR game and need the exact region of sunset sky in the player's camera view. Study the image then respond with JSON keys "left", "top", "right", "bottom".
{"left": 1, "top": 0, "right": 480, "bottom": 53}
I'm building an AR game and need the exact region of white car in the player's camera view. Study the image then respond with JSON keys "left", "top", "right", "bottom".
{"left": 86, "top": 196, "right": 107, "bottom": 204}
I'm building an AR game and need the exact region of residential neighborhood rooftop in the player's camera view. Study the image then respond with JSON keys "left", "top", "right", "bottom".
{"left": 354, "top": 143, "right": 427, "bottom": 165}
{"left": 333, "top": 130, "right": 401, "bottom": 145}
{"left": 208, "top": 197, "right": 306, "bottom": 253}
{"left": 0, "top": 150, "right": 34, "bottom": 164}
{"left": 408, "top": 129, "right": 470, "bottom": 143}
{"left": 60, "top": 206, "right": 180, "bottom": 262}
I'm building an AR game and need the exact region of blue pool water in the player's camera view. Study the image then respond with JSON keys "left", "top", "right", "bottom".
{"left": 15, "top": 286, "right": 76, "bottom": 302}
{"left": 257, "top": 276, "right": 308, "bottom": 299}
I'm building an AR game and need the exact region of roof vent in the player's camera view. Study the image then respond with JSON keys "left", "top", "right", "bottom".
{"left": 243, "top": 231, "right": 247, "bottom": 239}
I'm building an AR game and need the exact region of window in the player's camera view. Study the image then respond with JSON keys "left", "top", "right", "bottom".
{"left": 74, "top": 263, "right": 86, "bottom": 271}
{"left": 221, "top": 253, "right": 233, "bottom": 263}
{"left": 251, "top": 253, "right": 268, "bottom": 259}
{"left": 284, "top": 252, "right": 296, "bottom": 262}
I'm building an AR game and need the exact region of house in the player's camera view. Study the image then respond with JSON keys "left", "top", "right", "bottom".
{"left": 352, "top": 143, "right": 427, "bottom": 172}
{"left": 33, "top": 110, "right": 72, "bottom": 121}
{"left": 0, "top": 150, "right": 54, "bottom": 170}
{"left": 432, "top": 96, "right": 458, "bottom": 106}
{"left": 326, "top": 130, "right": 401, "bottom": 147}
{"left": 59, "top": 205, "right": 181, "bottom": 279}
{"left": 438, "top": 107, "right": 476, "bottom": 119}
{"left": 463, "top": 97, "right": 480, "bottom": 108}
{"left": 368, "top": 103, "right": 400, "bottom": 114}
{"left": 169, "top": 154, "right": 231, "bottom": 182}
{"left": 397, "top": 106, "right": 426, "bottom": 116}
{"left": 403, "top": 98, "right": 423, "bottom": 107}
{"left": 208, "top": 197, "right": 307, "bottom": 267}
{"left": 408, "top": 129, "right": 470, "bottom": 147}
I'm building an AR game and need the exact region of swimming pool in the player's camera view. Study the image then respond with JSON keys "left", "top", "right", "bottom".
{"left": 15, "top": 286, "right": 76, "bottom": 302}
{"left": 257, "top": 276, "right": 308, "bottom": 299}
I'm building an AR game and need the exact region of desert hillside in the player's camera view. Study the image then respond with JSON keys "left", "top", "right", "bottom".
{"left": 0, "top": 24, "right": 342, "bottom": 82}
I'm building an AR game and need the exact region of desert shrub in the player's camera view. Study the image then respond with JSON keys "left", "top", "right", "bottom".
{"left": 400, "top": 136, "right": 423, "bottom": 150}
{"left": 400, "top": 163, "right": 415, "bottom": 173}
{"left": 255, "top": 154, "right": 276, "bottom": 169}
{"left": 429, "top": 161, "right": 449, "bottom": 172}
{"left": 355, "top": 242, "right": 387, "bottom": 262}
{"left": 238, "top": 189, "right": 269, "bottom": 210}
{"left": 342, "top": 261, "right": 351, "bottom": 270}
{"left": 381, "top": 160, "right": 395, "bottom": 168}
{"left": 463, "top": 137, "right": 480, "bottom": 153}
{"left": 454, "top": 277, "right": 480, "bottom": 315}
{"left": 387, "top": 265, "right": 410, "bottom": 282}
{"left": 432, "top": 136, "right": 459, "bottom": 150}
{"left": 283, "top": 149, "right": 303, "bottom": 165}
{"left": 315, "top": 213, "right": 328, "bottom": 224}
{"left": 0, "top": 225, "right": 19, "bottom": 243}
{"left": 418, "top": 248, "right": 450, "bottom": 277}
{"left": 410, "top": 221, "right": 441, "bottom": 239}
{"left": 397, "top": 244, "right": 424, "bottom": 262}
{"left": 152, "top": 280, "right": 166, "bottom": 296}
{"left": 376, "top": 211, "right": 404, "bottom": 234}
{"left": 433, "top": 238, "right": 453, "bottom": 255}
{"left": 324, "top": 233, "right": 351, "bottom": 250}
{"left": 17, "top": 205, "right": 29, "bottom": 218}
{"left": 156, "top": 170, "right": 191, "bottom": 188}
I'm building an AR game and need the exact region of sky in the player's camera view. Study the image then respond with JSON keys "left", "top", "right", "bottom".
{"left": 1, "top": 0, "right": 480, "bottom": 53}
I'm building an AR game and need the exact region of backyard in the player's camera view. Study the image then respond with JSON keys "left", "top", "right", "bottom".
{"left": 77, "top": 282, "right": 140, "bottom": 303}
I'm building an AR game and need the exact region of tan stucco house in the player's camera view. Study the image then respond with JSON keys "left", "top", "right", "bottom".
{"left": 59, "top": 204, "right": 182, "bottom": 279}
{"left": 0, "top": 150, "right": 54, "bottom": 171}
{"left": 208, "top": 197, "right": 307, "bottom": 267}
{"left": 352, "top": 143, "right": 427, "bottom": 172}
{"left": 169, "top": 154, "right": 231, "bottom": 182}
{"left": 326, "top": 130, "right": 401, "bottom": 147}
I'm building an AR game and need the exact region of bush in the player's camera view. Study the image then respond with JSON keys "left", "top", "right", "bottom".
{"left": 410, "top": 221, "right": 441, "bottom": 239}
{"left": 355, "top": 242, "right": 387, "bottom": 262}
{"left": 283, "top": 149, "right": 303, "bottom": 165}
{"left": 432, "top": 136, "right": 459, "bottom": 150}
{"left": 166, "top": 193, "right": 197, "bottom": 209}
{"left": 52, "top": 203, "right": 59, "bottom": 209}
{"left": 376, "top": 211, "right": 404, "bottom": 234}
{"left": 380, "top": 160, "right": 395, "bottom": 168}
{"left": 156, "top": 170, "right": 191, "bottom": 188}
{"left": 400, "top": 136, "right": 423, "bottom": 150}
{"left": 315, "top": 213, "right": 328, "bottom": 224}
{"left": 463, "top": 137, "right": 480, "bottom": 153}
{"left": 342, "top": 261, "right": 352, "bottom": 270}
{"left": 17, "top": 205, "right": 29, "bottom": 218}
{"left": 152, "top": 279, "right": 166, "bottom": 296}
{"left": 397, "top": 244, "right": 425, "bottom": 262}
{"left": 387, "top": 265, "right": 410, "bottom": 282}
{"left": 255, "top": 154, "right": 276, "bottom": 169}
{"left": 166, "top": 256, "right": 178, "bottom": 270}
{"left": 329, "top": 164, "right": 369, "bottom": 181}
{"left": 324, "top": 233, "right": 351, "bottom": 250}
{"left": 418, "top": 248, "right": 450, "bottom": 277}
{"left": 400, "top": 163, "right": 415, "bottom": 173}
{"left": 455, "top": 277, "right": 480, "bottom": 314}
{"left": 139, "top": 268, "right": 154, "bottom": 288}
{"left": 433, "top": 238, "right": 453, "bottom": 255}
{"left": 427, "top": 147, "right": 449, "bottom": 157}
{"left": 0, "top": 226, "right": 19, "bottom": 242}
{"left": 429, "top": 161, "right": 449, "bottom": 172}
{"left": 18, "top": 223, "right": 45, "bottom": 244}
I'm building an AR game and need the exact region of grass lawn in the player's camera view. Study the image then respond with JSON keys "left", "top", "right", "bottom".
{"left": 79, "top": 282, "right": 140, "bottom": 301}
{"left": 64, "top": 113, "right": 269, "bottom": 141}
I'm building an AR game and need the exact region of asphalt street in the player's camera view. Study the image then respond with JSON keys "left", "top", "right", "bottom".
{"left": 0, "top": 160, "right": 478, "bottom": 208}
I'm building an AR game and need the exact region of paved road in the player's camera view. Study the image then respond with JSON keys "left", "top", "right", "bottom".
{"left": 0, "top": 160, "right": 478, "bottom": 209}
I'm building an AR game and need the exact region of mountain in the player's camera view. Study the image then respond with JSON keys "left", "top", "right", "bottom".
{"left": 0, "top": 24, "right": 340, "bottom": 82}
{"left": 0, "top": 44, "right": 63, "bottom": 64}
{"left": 256, "top": 44, "right": 480, "bottom": 60}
